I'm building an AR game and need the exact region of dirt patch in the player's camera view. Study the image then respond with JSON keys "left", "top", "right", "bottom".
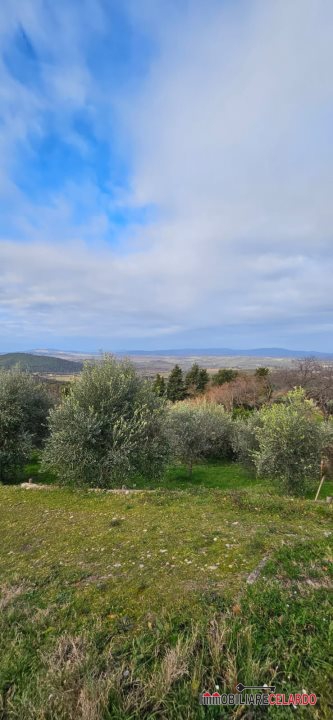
{"left": 20, "top": 482, "right": 57, "bottom": 490}
{"left": 20, "top": 482, "right": 152, "bottom": 494}
{"left": 89, "top": 488, "right": 152, "bottom": 495}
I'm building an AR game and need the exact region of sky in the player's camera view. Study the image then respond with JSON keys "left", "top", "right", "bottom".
{"left": 0, "top": 0, "right": 333, "bottom": 352}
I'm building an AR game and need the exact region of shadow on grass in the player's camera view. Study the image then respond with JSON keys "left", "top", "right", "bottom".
{"left": 16, "top": 453, "right": 333, "bottom": 499}
{"left": 20, "top": 450, "right": 58, "bottom": 486}
{"left": 130, "top": 461, "right": 265, "bottom": 492}
{"left": 18, "top": 455, "right": 261, "bottom": 492}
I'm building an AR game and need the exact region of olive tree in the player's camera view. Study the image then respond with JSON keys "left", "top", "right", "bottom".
{"left": 43, "top": 356, "right": 169, "bottom": 487}
{"left": 321, "top": 418, "right": 333, "bottom": 477}
{"left": 167, "top": 402, "right": 233, "bottom": 476}
{"left": 0, "top": 368, "right": 52, "bottom": 483}
{"left": 253, "top": 388, "right": 324, "bottom": 494}
{"left": 231, "top": 411, "right": 262, "bottom": 467}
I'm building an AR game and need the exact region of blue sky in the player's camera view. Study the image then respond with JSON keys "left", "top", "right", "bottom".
{"left": 0, "top": 0, "right": 333, "bottom": 352}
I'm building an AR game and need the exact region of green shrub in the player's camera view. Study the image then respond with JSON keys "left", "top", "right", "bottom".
{"left": 321, "top": 418, "right": 333, "bottom": 477}
{"left": 43, "top": 356, "right": 169, "bottom": 487}
{"left": 231, "top": 412, "right": 262, "bottom": 467}
{"left": 253, "top": 388, "right": 324, "bottom": 494}
{"left": 255, "top": 366, "right": 270, "bottom": 378}
{"left": 167, "top": 402, "right": 233, "bottom": 475}
{"left": 0, "top": 368, "right": 52, "bottom": 483}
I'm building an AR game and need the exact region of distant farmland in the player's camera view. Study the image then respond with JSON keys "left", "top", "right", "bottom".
{"left": 2, "top": 350, "right": 333, "bottom": 379}
{"left": 122, "top": 353, "right": 296, "bottom": 375}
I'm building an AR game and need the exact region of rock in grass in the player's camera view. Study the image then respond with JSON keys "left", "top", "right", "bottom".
{"left": 247, "top": 556, "right": 269, "bottom": 584}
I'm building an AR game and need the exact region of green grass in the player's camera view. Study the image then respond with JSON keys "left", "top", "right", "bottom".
{"left": 22, "top": 451, "right": 58, "bottom": 486}
{"left": 1, "top": 462, "right": 332, "bottom": 719}
{"left": 22, "top": 452, "right": 333, "bottom": 500}
{"left": 128, "top": 460, "right": 264, "bottom": 491}
{"left": 22, "top": 455, "right": 258, "bottom": 491}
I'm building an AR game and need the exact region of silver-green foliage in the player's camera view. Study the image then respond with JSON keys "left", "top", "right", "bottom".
{"left": 253, "top": 388, "right": 325, "bottom": 494}
{"left": 231, "top": 411, "right": 262, "bottom": 467}
{"left": 167, "top": 402, "right": 233, "bottom": 474}
{"left": 0, "top": 368, "right": 52, "bottom": 482}
{"left": 43, "top": 356, "right": 169, "bottom": 487}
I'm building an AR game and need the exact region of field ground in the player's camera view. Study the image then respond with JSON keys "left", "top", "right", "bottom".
{"left": 0, "top": 462, "right": 332, "bottom": 719}
{"left": 40, "top": 374, "right": 79, "bottom": 382}
{"left": 103, "top": 355, "right": 299, "bottom": 374}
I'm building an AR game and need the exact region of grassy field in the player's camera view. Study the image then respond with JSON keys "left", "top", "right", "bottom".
{"left": 0, "top": 463, "right": 332, "bottom": 719}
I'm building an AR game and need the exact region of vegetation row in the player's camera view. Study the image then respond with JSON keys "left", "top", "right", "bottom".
{"left": 1, "top": 356, "right": 333, "bottom": 496}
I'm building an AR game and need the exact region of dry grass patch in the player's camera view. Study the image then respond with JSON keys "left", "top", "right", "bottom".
{"left": 32, "top": 634, "right": 118, "bottom": 720}
{"left": 0, "top": 582, "right": 29, "bottom": 611}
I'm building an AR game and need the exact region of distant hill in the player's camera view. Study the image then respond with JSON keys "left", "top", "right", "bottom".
{"left": 0, "top": 353, "right": 83, "bottom": 374}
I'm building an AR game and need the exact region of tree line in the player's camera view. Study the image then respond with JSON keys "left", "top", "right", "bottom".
{"left": 0, "top": 356, "right": 332, "bottom": 496}
{"left": 153, "top": 362, "right": 272, "bottom": 405}
{"left": 153, "top": 363, "right": 245, "bottom": 401}
{"left": 157, "top": 359, "right": 333, "bottom": 417}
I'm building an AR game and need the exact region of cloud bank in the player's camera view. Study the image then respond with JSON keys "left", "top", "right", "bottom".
{"left": 0, "top": 0, "right": 333, "bottom": 350}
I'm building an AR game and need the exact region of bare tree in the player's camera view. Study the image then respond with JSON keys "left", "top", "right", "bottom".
{"left": 206, "top": 374, "right": 270, "bottom": 411}
{"left": 273, "top": 358, "right": 333, "bottom": 416}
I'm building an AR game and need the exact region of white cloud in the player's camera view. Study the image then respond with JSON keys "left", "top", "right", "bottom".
{"left": 0, "top": 0, "right": 333, "bottom": 349}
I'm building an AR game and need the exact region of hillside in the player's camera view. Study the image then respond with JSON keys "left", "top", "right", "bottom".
{"left": 0, "top": 352, "right": 83, "bottom": 374}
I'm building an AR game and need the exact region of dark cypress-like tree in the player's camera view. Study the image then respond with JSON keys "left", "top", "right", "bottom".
{"left": 185, "top": 363, "right": 209, "bottom": 393}
{"left": 197, "top": 368, "right": 209, "bottom": 391}
{"left": 212, "top": 368, "right": 238, "bottom": 386}
{"left": 153, "top": 373, "right": 167, "bottom": 397}
{"left": 167, "top": 365, "right": 187, "bottom": 402}
{"left": 185, "top": 363, "right": 201, "bottom": 389}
